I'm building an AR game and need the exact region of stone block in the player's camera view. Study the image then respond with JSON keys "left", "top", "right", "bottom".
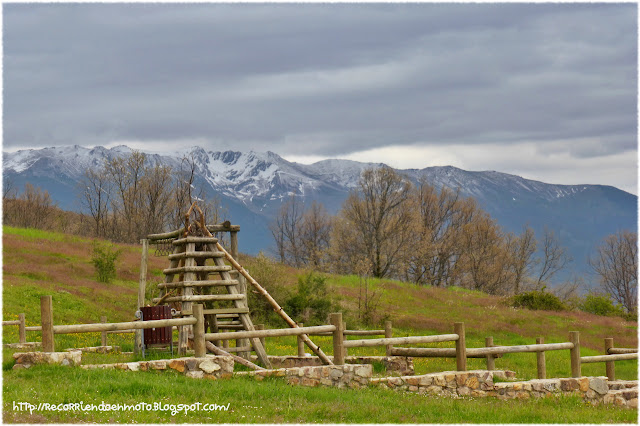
{"left": 466, "top": 376, "right": 480, "bottom": 390}
{"left": 168, "top": 359, "right": 186, "bottom": 373}
{"left": 560, "top": 379, "right": 579, "bottom": 392}
{"left": 458, "top": 386, "right": 471, "bottom": 396}
{"left": 589, "top": 378, "right": 609, "bottom": 395}
{"left": 185, "top": 358, "right": 199, "bottom": 371}
{"left": 185, "top": 370, "right": 205, "bottom": 379}
{"left": 419, "top": 376, "right": 433, "bottom": 386}
{"left": 199, "top": 360, "right": 221, "bottom": 374}
{"left": 578, "top": 377, "right": 590, "bottom": 392}
{"left": 149, "top": 360, "right": 167, "bottom": 370}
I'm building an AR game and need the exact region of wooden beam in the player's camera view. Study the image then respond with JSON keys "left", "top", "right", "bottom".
{"left": 455, "top": 322, "right": 466, "bottom": 371}
{"left": 40, "top": 296, "right": 55, "bottom": 352}
{"left": 205, "top": 325, "right": 336, "bottom": 341}
{"left": 52, "top": 317, "right": 196, "bottom": 334}
{"left": 485, "top": 337, "right": 495, "bottom": 370}
{"left": 536, "top": 337, "right": 546, "bottom": 379}
{"left": 331, "top": 313, "right": 345, "bottom": 365}
{"left": 343, "top": 333, "right": 459, "bottom": 349}
{"left": 569, "top": 331, "right": 581, "bottom": 378}
{"left": 580, "top": 353, "right": 638, "bottom": 363}
{"left": 158, "top": 279, "right": 239, "bottom": 289}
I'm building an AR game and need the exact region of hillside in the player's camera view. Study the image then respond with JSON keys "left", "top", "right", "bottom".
{"left": 4, "top": 145, "right": 637, "bottom": 280}
{"left": 2, "top": 226, "right": 636, "bottom": 356}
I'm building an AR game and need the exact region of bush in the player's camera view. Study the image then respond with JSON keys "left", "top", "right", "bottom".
{"left": 580, "top": 293, "right": 625, "bottom": 317}
{"left": 91, "top": 241, "right": 122, "bottom": 283}
{"left": 245, "top": 252, "right": 290, "bottom": 326}
{"left": 512, "top": 289, "right": 566, "bottom": 311}
{"left": 284, "top": 272, "right": 334, "bottom": 324}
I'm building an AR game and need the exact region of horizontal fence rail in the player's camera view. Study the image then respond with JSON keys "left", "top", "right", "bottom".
{"left": 607, "top": 348, "right": 637, "bottom": 355}
{"left": 580, "top": 353, "right": 638, "bottom": 363}
{"left": 343, "top": 334, "right": 459, "bottom": 349}
{"left": 205, "top": 325, "right": 336, "bottom": 342}
{"left": 52, "top": 318, "right": 197, "bottom": 334}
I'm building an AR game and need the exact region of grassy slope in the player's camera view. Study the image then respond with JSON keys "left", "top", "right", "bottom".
{"left": 2, "top": 226, "right": 638, "bottom": 423}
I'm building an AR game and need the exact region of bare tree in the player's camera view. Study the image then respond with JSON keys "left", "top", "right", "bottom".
{"left": 407, "top": 181, "right": 478, "bottom": 287}
{"left": 589, "top": 230, "right": 637, "bottom": 314}
{"left": 507, "top": 226, "right": 537, "bottom": 294}
{"left": 299, "top": 201, "right": 331, "bottom": 268}
{"left": 535, "top": 227, "right": 572, "bottom": 287}
{"left": 335, "top": 167, "right": 413, "bottom": 278}
{"left": 79, "top": 168, "right": 112, "bottom": 237}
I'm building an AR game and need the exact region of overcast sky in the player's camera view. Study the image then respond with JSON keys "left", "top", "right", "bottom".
{"left": 2, "top": 2, "right": 638, "bottom": 194}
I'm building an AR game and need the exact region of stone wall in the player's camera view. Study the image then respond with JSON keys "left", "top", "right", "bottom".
{"left": 65, "top": 346, "right": 121, "bottom": 354}
{"left": 13, "top": 350, "right": 82, "bottom": 369}
{"left": 372, "top": 370, "right": 638, "bottom": 409}
{"left": 80, "top": 355, "right": 234, "bottom": 380}
{"left": 249, "top": 355, "right": 413, "bottom": 376}
{"left": 236, "top": 364, "right": 373, "bottom": 389}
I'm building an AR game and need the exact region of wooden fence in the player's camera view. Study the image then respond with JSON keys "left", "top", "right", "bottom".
{"left": 5, "top": 298, "right": 638, "bottom": 379}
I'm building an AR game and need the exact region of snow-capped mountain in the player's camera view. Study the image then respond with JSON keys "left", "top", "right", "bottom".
{"left": 3, "top": 145, "right": 637, "bottom": 281}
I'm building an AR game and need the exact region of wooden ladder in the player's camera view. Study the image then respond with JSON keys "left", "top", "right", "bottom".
{"left": 154, "top": 236, "right": 271, "bottom": 368}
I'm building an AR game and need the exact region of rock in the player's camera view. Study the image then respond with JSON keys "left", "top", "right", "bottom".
{"left": 185, "top": 370, "right": 205, "bottom": 379}
{"left": 126, "top": 362, "right": 140, "bottom": 371}
{"left": 149, "top": 360, "right": 167, "bottom": 370}
{"left": 185, "top": 358, "right": 199, "bottom": 371}
{"left": 419, "top": 376, "right": 433, "bottom": 386}
{"left": 199, "top": 360, "right": 221, "bottom": 374}
{"left": 560, "top": 379, "right": 579, "bottom": 392}
{"left": 458, "top": 386, "right": 471, "bottom": 396}
{"left": 466, "top": 376, "right": 479, "bottom": 390}
{"left": 589, "top": 378, "right": 609, "bottom": 395}
{"left": 169, "top": 359, "right": 186, "bottom": 373}
{"left": 330, "top": 368, "right": 344, "bottom": 379}
{"left": 578, "top": 377, "right": 590, "bottom": 392}
{"left": 355, "top": 365, "right": 371, "bottom": 378}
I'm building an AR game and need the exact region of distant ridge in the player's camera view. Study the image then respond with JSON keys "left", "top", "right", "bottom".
{"left": 4, "top": 145, "right": 637, "bottom": 282}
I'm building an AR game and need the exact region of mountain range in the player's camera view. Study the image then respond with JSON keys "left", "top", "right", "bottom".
{"left": 3, "top": 145, "right": 637, "bottom": 284}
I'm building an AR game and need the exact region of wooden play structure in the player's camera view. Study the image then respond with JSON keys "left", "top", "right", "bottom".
{"left": 141, "top": 202, "right": 331, "bottom": 369}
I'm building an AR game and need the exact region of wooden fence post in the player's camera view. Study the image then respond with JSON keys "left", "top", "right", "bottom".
{"left": 193, "top": 304, "right": 206, "bottom": 358}
{"left": 331, "top": 313, "right": 345, "bottom": 365}
{"left": 385, "top": 321, "right": 393, "bottom": 357}
{"left": 101, "top": 316, "right": 108, "bottom": 347}
{"left": 230, "top": 231, "right": 239, "bottom": 259}
{"left": 536, "top": 337, "right": 546, "bottom": 379}
{"left": 135, "top": 238, "right": 149, "bottom": 355}
{"left": 255, "top": 324, "right": 266, "bottom": 352}
{"left": 18, "top": 313, "right": 26, "bottom": 344}
{"left": 604, "top": 337, "right": 615, "bottom": 381}
{"left": 40, "top": 296, "right": 55, "bottom": 352}
{"left": 454, "top": 322, "right": 466, "bottom": 371}
{"left": 569, "top": 331, "right": 581, "bottom": 378}
{"left": 297, "top": 323, "right": 305, "bottom": 357}
{"left": 485, "top": 336, "right": 495, "bottom": 370}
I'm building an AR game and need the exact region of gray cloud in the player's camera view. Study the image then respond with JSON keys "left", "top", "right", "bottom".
{"left": 3, "top": 3, "right": 637, "bottom": 190}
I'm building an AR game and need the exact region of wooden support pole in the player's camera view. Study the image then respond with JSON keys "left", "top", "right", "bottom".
{"left": 255, "top": 324, "right": 266, "bottom": 352}
{"left": 604, "top": 338, "right": 615, "bottom": 381}
{"left": 193, "top": 304, "right": 206, "bottom": 358}
{"left": 204, "top": 341, "right": 264, "bottom": 371}
{"left": 135, "top": 238, "right": 149, "bottom": 355}
{"left": 485, "top": 337, "right": 495, "bottom": 370}
{"left": 40, "top": 296, "right": 54, "bottom": 352}
{"left": 331, "top": 313, "right": 345, "bottom": 365}
{"left": 215, "top": 241, "right": 332, "bottom": 365}
{"left": 569, "top": 331, "right": 581, "bottom": 378}
{"left": 18, "top": 313, "right": 26, "bottom": 344}
{"left": 230, "top": 231, "right": 239, "bottom": 259}
{"left": 454, "top": 322, "right": 466, "bottom": 371}
{"left": 297, "top": 323, "right": 305, "bottom": 357}
{"left": 536, "top": 337, "right": 546, "bottom": 379}
{"left": 385, "top": 321, "right": 393, "bottom": 357}
{"left": 100, "top": 316, "right": 108, "bottom": 346}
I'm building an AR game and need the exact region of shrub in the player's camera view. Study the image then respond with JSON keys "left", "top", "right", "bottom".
{"left": 580, "top": 293, "right": 625, "bottom": 317}
{"left": 91, "top": 241, "right": 122, "bottom": 283}
{"left": 284, "top": 272, "right": 334, "bottom": 324}
{"left": 245, "top": 252, "right": 290, "bottom": 326}
{"left": 512, "top": 289, "right": 566, "bottom": 311}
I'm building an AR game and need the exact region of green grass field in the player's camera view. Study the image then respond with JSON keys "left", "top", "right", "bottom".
{"left": 2, "top": 226, "right": 638, "bottom": 423}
